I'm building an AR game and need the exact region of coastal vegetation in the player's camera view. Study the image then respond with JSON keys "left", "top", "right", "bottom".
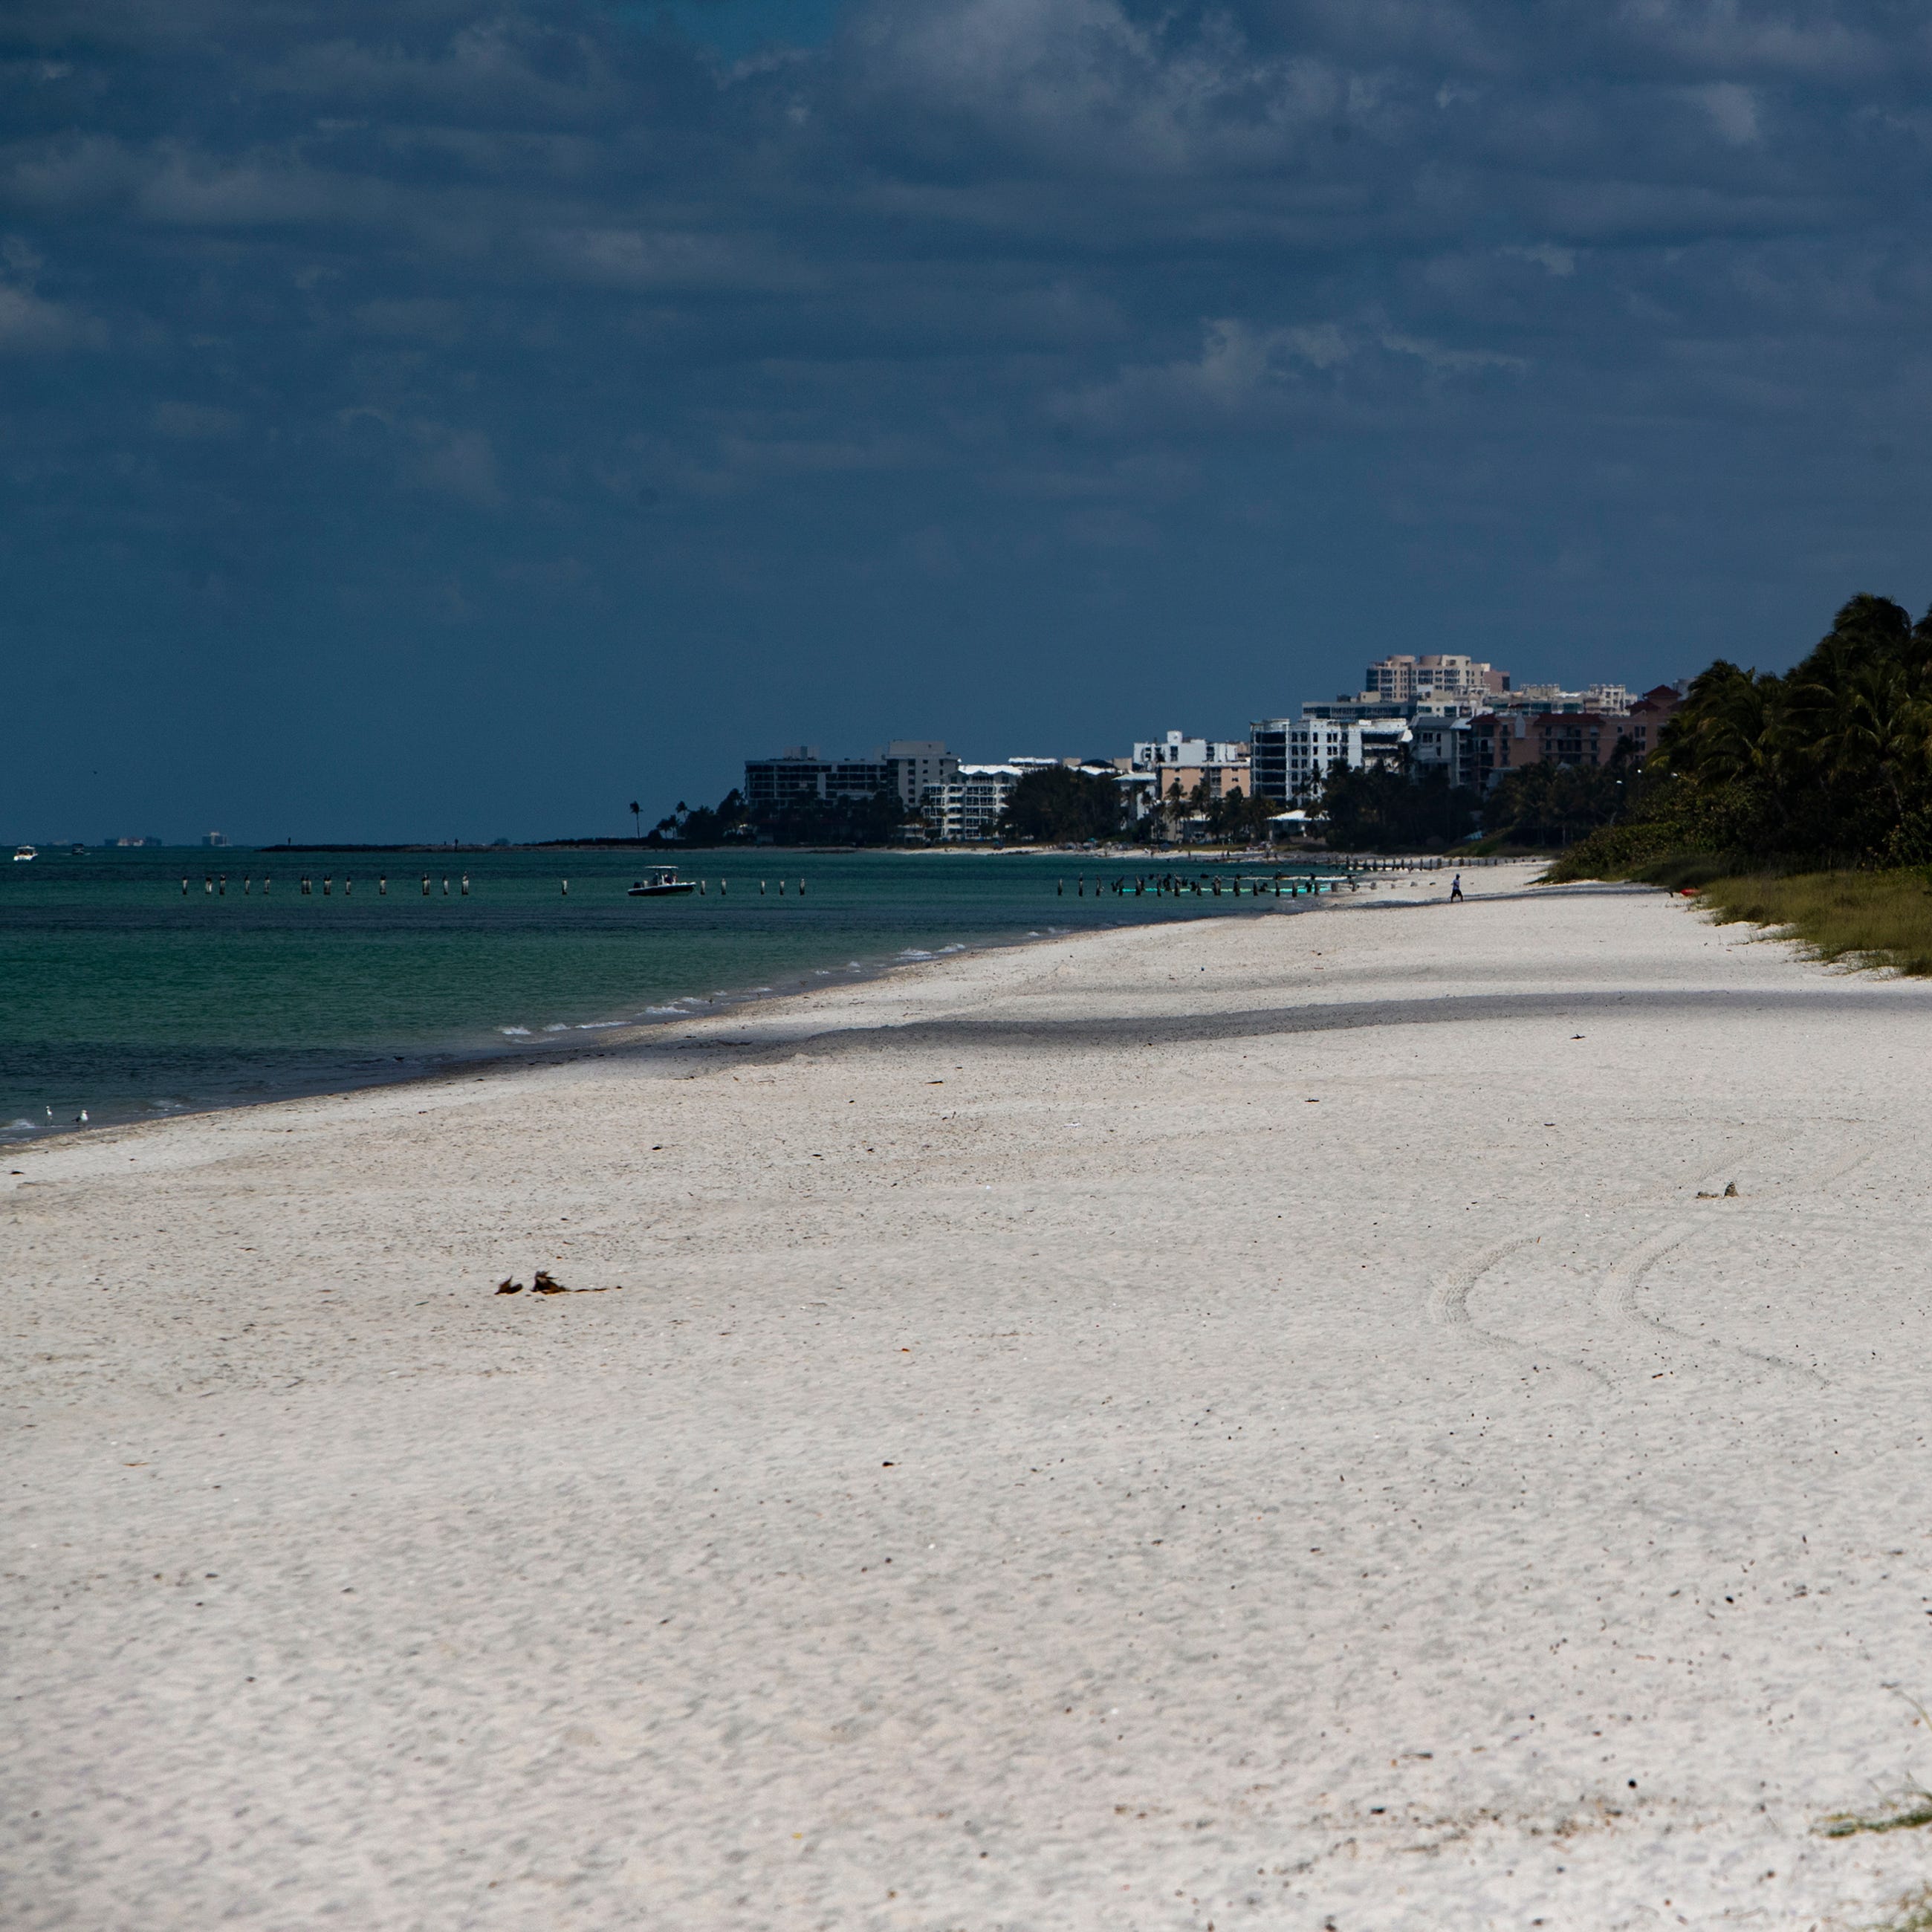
{"left": 1547, "top": 594, "right": 1932, "bottom": 974}
{"left": 1692, "top": 870, "right": 1932, "bottom": 977}
{"left": 996, "top": 765, "right": 1124, "bottom": 843}
{"left": 1140, "top": 778, "right": 1277, "bottom": 846}
{"left": 1554, "top": 594, "right": 1932, "bottom": 879}
{"left": 646, "top": 786, "right": 912, "bottom": 847}
{"left": 647, "top": 790, "right": 751, "bottom": 845}
{"left": 1320, "top": 765, "right": 1478, "bottom": 852}
{"left": 1479, "top": 757, "right": 1632, "bottom": 849}
{"left": 1318, "top": 744, "right": 1636, "bottom": 853}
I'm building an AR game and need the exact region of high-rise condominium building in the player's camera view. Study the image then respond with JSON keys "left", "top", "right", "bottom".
{"left": 743, "top": 741, "right": 960, "bottom": 813}
{"left": 1364, "top": 655, "right": 1510, "bottom": 703}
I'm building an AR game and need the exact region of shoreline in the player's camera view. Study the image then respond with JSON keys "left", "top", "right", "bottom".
{"left": 1, "top": 858, "right": 1381, "bottom": 1152}
{"left": 24, "top": 862, "right": 1931, "bottom": 1928}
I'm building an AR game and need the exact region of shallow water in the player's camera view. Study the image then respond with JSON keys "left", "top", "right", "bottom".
{"left": 0, "top": 847, "right": 1328, "bottom": 1138}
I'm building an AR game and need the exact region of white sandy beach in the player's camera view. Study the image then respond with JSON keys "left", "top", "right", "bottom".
{"left": 8, "top": 864, "right": 1932, "bottom": 1931}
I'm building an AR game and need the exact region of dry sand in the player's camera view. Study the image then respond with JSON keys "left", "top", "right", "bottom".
{"left": 7, "top": 864, "right": 1932, "bottom": 1931}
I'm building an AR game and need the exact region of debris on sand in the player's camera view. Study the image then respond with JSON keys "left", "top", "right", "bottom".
{"left": 495, "top": 1271, "right": 625, "bottom": 1297}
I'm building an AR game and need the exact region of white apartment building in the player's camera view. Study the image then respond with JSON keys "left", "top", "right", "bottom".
{"left": 1288, "top": 718, "right": 1351, "bottom": 800}
{"left": 923, "top": 758, "right": 1137, "bottom": 840}
{"left": 921, "top": 765, "right": 1022, "bottom": 842}
{"left": 1251, "top": 716, "right": 1411, "bottom": 804}
{"left": 1410, "top": 716, "right": 1478, "bottom": 788}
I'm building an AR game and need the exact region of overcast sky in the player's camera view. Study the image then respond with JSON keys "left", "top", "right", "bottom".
{"left": 4, "top": 0, "right": 1931, "bottom": 841}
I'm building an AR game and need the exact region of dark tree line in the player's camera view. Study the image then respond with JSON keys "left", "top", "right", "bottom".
{"left": 1319, "top": 742, "right": 1647, "bottom": 853}
{"left": 997, "top": 765, "right": 1123, "bottom": 842}
{"left": 1320, "top": 765, "right": 1479, "bottom": 852}
{"left": 1563, "top": 593, "right": 1932, "bottom": 875}
{"left": 1479, "top": 756, "right": 1637, "bottom": 849}
{"left": 644, "top": 786, "right": 910, "bottom": 847}
{"left": 646, "top": 789, "right": 751, "bottom": 845}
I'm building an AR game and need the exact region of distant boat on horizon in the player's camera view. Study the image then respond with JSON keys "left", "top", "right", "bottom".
{"left": 626, "top": 864, "right": 696, "bottom": 898}
{"left": 12, "top": 845, "right": 35, "bottom": 863}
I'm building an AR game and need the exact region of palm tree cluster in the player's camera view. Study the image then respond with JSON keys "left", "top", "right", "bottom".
{"left": 1479, "top": 759, "right": 1630, "bottom": 849}
{"left": 1322, "top": 764, "right": 1481, "bottom": 852}
{"left": 1646, "top": 594, "right": 1932, "bottom": 866}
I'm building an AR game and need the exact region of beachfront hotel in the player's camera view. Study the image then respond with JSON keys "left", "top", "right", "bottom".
{"left": 742, "top": 664, "right": 1683, "bottom": 838}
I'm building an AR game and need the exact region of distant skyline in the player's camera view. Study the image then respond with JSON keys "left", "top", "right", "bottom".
{"left": 4, "top": 0, "right": 1931, "bottom": 843}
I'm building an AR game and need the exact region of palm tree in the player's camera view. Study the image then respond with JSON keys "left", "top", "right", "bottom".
{"left": 629, "top": 800, "right": 641, "bottom": 842}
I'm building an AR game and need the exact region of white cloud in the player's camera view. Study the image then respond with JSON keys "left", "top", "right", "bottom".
{"left": 409, "top": 426, "right": 505, "bottom": 509}
{"left": 1054, "top": 311, "right": 1523, "bottom": 438}
{"left": 1696, "top": 81, "right": 1760, "bottom": 145}
{"left": 1504, "top": 242, "right": 1578, "bottom": 277}
{"left": 549, "top": 227, "right": 780, "bottom": 292}
{"left": 1378, "top": 329, "right": 1526, "bottom": 374}
{"left": 0, "top": 276, "right": 98, "bottom": 352}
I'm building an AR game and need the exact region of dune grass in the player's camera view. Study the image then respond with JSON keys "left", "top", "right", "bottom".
{"left": 1692, "top": 870, "right": 1932, "bottom": 976}
{"left": 1870, "top": 1885, "right": 1932, "bottom": 1932}
{"left": 1819, "top": 1792, "right": 1932, "bottom": 1838}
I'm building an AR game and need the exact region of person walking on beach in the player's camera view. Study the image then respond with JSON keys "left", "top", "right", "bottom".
{"left": 1450, "top": 872, "right": 1464, "bottom": 902}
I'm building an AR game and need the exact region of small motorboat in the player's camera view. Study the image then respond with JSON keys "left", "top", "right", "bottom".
{"left": 626, "top": 865, "right": 697, "bottom": 898}
{"left": 11, "top": 845, "right": 35, "bottom": 862}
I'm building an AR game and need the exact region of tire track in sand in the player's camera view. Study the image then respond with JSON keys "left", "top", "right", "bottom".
{"left": 1589, "top": 1138, "right": 1877, "bottom": 1384}
{"left": 1598, "top": 1222, "right": 1696, "bottom": 1334}
{"left": 1427, "top": 1234, "right": 1603, "bottom": 1392}
{"left": 1425, "top": 1133, "right": 1869, "bottom": 1392}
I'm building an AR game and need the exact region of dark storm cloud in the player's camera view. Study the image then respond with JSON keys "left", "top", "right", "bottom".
{"left": 3, "top": 0, "right": 1931, "bottom": 837}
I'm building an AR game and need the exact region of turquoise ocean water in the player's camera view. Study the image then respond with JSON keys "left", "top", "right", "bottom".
{"left": 1, "top": 846, "right": 1328, "bottom": 1142}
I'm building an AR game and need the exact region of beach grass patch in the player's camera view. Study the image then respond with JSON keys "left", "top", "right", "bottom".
{"left": 1865, "top": 1884, "right": 1932, "bottom": 1932}
{"left": 1694, "top": 870, "right": 1932, "bottom": 976}
{"left": 1818, "top": 1792, "right": 1932, "bottom": 1838}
